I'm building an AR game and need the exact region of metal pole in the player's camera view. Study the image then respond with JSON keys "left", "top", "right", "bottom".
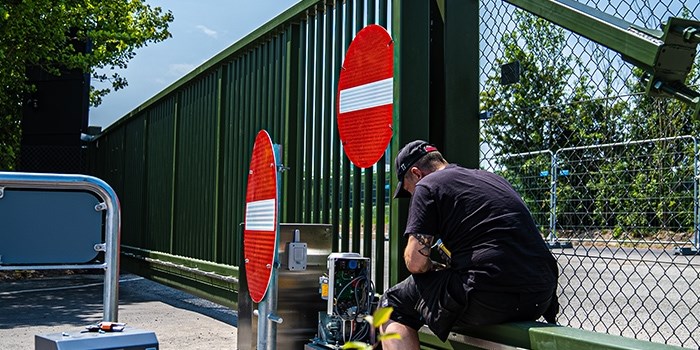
{"left": 694, "top": 137, "right": 699, "bottom": 251}
{"left": 256, "top": 296, "right": 271, "bottom": 349}
{"left": 549, "top": 151, "right": 558, "bottom": 246}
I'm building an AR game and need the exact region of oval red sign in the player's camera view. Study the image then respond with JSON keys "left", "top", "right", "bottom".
{"left": 243, "top": 130, "right": 278, "bottom": 303}
{"left": 337, "top": 25, "right": 394, "bottom": 168}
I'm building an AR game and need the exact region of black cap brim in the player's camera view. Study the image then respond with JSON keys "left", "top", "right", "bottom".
{"left": 393, "top": 180, "right": 411, "bottom": 199}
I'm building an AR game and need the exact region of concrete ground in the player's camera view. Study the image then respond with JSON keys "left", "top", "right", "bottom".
{"left": 0, "top": 272, "right": 238, "bottom": 350}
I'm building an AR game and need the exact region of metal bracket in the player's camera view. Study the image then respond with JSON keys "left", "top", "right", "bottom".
{"left": 94, "top": 243, "right": 107, "bottom": 252}
{"left": 252, "top": 310, "right": 284, "bottom": 324}
{"left": 0, "top": 186, "right": 4, "bottom": 199}
{"left": 268, "top": 313, "right": 284, "bottom": 324}
{"left": 95, "top": 202, "right": 107, "bottom": 211}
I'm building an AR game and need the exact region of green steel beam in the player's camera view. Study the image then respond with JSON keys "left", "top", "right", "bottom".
{"left": 419, "top": 322, "right": 688, "bottom": 350}
{"left": 121, "top": 245, "right": 238, "bottom": 308}
{"left": 505, "top": 0, "right": 700, "bottom": 118}
{"left": 391, "top": 0, "right": 432, "bottom": 285}
{"left": 435, "top": 0, "right": 480, "bottom": 169}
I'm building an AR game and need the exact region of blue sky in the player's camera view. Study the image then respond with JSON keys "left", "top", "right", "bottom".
{"left": 89, "top": 0, "right": 299, "bottom": 129}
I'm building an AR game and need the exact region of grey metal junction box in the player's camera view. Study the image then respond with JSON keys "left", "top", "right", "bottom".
{"left": 35, "top": 328, "right": 158, "bottom": 350}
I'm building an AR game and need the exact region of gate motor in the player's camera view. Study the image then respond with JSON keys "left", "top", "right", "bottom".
{"left": 307, "top": 252, "right": 377, "bottom": 348}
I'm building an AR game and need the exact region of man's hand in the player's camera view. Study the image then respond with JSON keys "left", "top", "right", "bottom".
{"left": 404, "top": 233, "right": 434, "bottom": 274}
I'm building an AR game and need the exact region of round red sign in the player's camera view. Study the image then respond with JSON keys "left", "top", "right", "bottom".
{"left": 244, "top": 130, "right": 279, "bottom": 303}
{"left": 337, "top": 24, "right": 394, "bottom": 169}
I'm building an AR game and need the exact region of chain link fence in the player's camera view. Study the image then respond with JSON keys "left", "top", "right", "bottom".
{"left": 480, "top": 0, "right": 700, "bottom": 347}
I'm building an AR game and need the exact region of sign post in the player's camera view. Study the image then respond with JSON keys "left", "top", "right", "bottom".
{"left": 244, "top": 130, "right": 282, "bottom": 350}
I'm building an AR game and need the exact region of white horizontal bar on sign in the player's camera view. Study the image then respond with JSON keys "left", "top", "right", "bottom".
{"left": 339, "top": 77, "right": 393, "bottom": 114}
{"left": 245, "top": 199, "right": 276, "bottom": 231}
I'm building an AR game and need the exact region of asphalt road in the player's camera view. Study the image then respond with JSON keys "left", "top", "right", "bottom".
{"left": 554, "top": 246, "right": 700, "bottom": 349}
{"left": 0, "top": 272, "right": 238, "bottom": 350}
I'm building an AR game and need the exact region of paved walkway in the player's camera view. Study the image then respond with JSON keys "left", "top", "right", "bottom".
{"left": 0, "top": 272, "right": 238, "bottom": 349}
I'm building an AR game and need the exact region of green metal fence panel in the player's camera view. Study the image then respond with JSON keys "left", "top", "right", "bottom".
{"left": 173, "top": 73, "right": 220, "bottom": 260}
{"left": 145, "top": 98, "right": 176, "bottom": 252}
{"left": 100, "top": 127, "right": 126, "bottom": 199}
{"left": 82, "top": 0, "right": 700, "bottom": 348}
{"left": 85, "top": 0, "right": 399, "bottom": 333}
{"left": 122, "top": 114, "right": 147, "bottom": 247}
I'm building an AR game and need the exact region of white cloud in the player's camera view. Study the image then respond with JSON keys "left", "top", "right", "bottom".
{"left": 168, "top": 63, "right": 196, "bottom": 76}
{"left": 196, "top": 24, "right": 218, "bottom": 38}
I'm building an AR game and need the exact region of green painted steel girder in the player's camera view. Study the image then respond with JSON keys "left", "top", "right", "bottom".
{"left": 505, "top": 0, "right": 700, "bottom": 118}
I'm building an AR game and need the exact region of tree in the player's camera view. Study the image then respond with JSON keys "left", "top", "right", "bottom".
{"left": 0, "top": 0, "right": 173, "bottom": 170}
{"left": 480, "top": 10, "right": 628, "bottom": 234}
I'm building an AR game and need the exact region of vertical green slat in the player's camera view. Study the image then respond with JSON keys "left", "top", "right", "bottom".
{"left": 331, "top": 3, "right": 344, "bottom": 252}
{"left": 226, "top": 59, "right": 240, "bottom": 265}
{"left": 274, "top": 34, "right": 282, "bottom": 144}
{"left": 233, "top": 60, "right": 242, "bottom": 264}
{"left": 376, "top": 154, "right": 386, "bottom": 290}
{"left": 390, "top": 0, "right": 431, "bottom": 285}
{"left": 296, "top": 22, "right": 307, "bottom": 222}
{"left": 259, "top": 43, "right": 267, "bottom": 131}
{"left": 352, "top": 0, "right": 365, "bottom": 254}
{"left": 255, "top": 45, "right": 262, "bottom": 134}
{"left": 283, "top": 23, "right": 301, "bottom": 223}
{"left": 363, "top": 168, "right": 373, "bottom": 258}
{"left": 313, "top": 6, "right": 324, "bottom": 224}
{"left": 304, "top": 11, "right": 317, "bottom": 223}
{"left": 170, "top": 92, "right": 180, "bottom": 253}
{"left": 269, "top": 38, "right": 276, "bottom": 133}
{"left": 173, "top": 88, "right": 186, "bottom": 255}
{"left": 376, "top": 0, "right": 389, "bottom": 293}
{"left": 142, "top": 114, "right": 149, "bottom": 249}
{"left": 322, "top": 3, "right": 333, "bottom": 225}
{"left": 237, "top": 58, "right": 245, "bottom": 263}
{"left": 341, "top": 0, "right": 353, "bottom": 252}
{"left": 277, "top": 31, "right": 285, "bottom": 159}
{"left": 265, "top": 40, "right": 271, "bottom": 132}
{"left": 250, "top": 47, "right": 258, "bottom": 135}
{"left": 379, "top": 0, "right": 388, "bottom": 28}
{"left": 364, "top": 0, "right": 377, "bottom": 258}
{"left": 214, "top": 65, "right": 227, "bottom": 263}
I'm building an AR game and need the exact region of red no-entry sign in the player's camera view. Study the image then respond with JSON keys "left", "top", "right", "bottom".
{"left": 337, "top": 24, "right": 394, "bottom": 169}
{"left": 244, "top": 130, "right": 279, "bottom": 303}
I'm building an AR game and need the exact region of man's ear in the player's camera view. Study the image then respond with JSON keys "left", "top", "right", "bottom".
{"left": 410, "top": 166, "right": 422, "bottom": 180}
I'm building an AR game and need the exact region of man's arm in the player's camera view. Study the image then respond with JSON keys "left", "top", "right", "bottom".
{"left": 404, "top": 233, "right": 434, "bottom": 274}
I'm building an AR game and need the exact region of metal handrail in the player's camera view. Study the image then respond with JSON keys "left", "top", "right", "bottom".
{"left": 0, "top": 171, "right": 121, "bottom": 322}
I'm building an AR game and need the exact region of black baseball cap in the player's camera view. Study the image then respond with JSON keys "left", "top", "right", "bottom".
{"left": 393, "top": 140, "right": 438, "bottom": 198}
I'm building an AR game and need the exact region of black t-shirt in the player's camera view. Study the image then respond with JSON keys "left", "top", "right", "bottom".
{"left": 405, "top": 164, "right": 558, "bottom": 292}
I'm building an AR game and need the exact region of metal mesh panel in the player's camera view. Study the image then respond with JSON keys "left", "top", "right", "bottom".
{"left": 480, "top": 0, "right": 700, "bottom": 347}
{"left": 18, "top": 144, "right": 86, "bottom": 174}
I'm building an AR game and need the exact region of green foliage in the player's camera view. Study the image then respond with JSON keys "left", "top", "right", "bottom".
{"left": 481, "top": 9, "right": 700, "bottom": 238}
{"left": 0, "top": 0, "right": 173, "bottom": 170}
